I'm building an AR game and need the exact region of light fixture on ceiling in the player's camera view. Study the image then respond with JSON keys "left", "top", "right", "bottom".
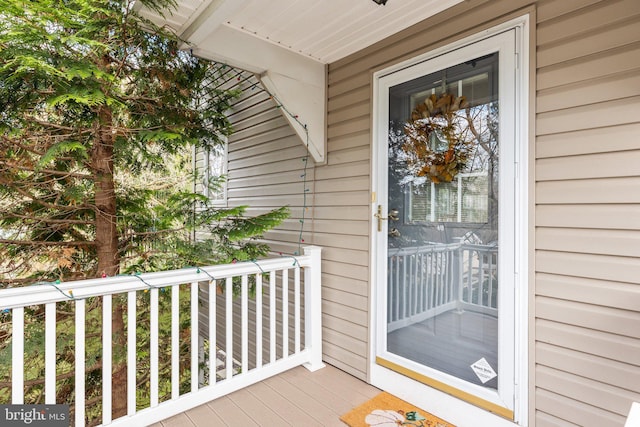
{"left": 372, "top": 0, "right": 388, "bottom": 5}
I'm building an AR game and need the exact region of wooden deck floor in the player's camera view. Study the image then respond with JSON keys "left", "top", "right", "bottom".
{"left": 150, "top": 364, "right": 380, "bottom": 427}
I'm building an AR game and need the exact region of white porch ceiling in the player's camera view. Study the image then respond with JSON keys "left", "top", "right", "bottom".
{"left": 142, "top": 0, "right": 462, "bottom": 64}
{"left": 139, "top": 0, "right": 462, "bottom": 163}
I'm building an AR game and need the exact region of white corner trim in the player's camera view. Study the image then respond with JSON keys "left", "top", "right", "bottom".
{"left": 188, "top": 24, "right": 327, "bottom": 163}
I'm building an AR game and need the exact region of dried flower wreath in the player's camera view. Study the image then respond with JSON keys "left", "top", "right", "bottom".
{"left": 402, "top": 93, "right": 471, "bottom": 183}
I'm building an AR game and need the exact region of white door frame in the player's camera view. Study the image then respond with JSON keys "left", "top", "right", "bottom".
{"left": 369, "top": 15, "right": 529, "bottom": 427}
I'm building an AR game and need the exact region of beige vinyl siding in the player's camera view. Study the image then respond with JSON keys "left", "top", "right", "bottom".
{"left": 535, "top": 1, "right": 640, "bottom": 426}
{"left": 315, "top": 145, "right": 371, "bottom": 377}
{"left": 322, "top": 0, "right": 640, "bottom": 425}
{"left": 223, "top": 69, "right": 315, "bottom": 256}
{"left": 314, "top": 64, "right": 372, "bottom": 379}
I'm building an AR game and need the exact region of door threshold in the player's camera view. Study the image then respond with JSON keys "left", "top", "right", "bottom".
{"left": 376, "top": 357, "right": 514, "bottom": 420}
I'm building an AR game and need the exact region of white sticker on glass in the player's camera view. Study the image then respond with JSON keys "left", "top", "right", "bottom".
{"left": 471, "top": 357, "right": 497, "bottom": 384}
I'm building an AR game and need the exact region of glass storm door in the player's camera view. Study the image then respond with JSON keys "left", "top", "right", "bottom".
{"left": 374, "top": 30, "right": 519, "bottom": 416}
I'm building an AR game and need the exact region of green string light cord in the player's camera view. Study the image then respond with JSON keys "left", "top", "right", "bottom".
{"left": 195, "top": 267, "right": 217, "bottom": 281}
{"left": 32, "top": 280, "right": 76, "bottom": 300}
{"left": 223, "top": 65, "right": 312, "bottom": 256}
{"left": 128, "top": 273, "right": 155, "bottom": 290}
{"left": 264, "top": 88, "right": 311, "bottom": 257}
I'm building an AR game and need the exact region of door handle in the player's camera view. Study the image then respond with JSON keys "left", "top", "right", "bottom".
{"left": 374, "top": 206, "right": 399, "bottom": 232}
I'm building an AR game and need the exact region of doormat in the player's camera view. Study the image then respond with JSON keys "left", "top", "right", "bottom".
{"left": 340, "top": 392, "right": 455, "bottom": 427}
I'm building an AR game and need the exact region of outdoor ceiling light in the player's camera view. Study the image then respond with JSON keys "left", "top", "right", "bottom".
{"left": 372, "top": 0, "right": 388, "bottom": 5}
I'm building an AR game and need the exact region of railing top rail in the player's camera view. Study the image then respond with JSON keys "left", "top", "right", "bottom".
{"left": 0, "top": 248, "right": 319, "bottom": 310}
{"left": 459, "top": 243, "right": 498, "bottom": 251}
{"left": 388, "top": 242, "right": 497, "bottom": 257}
{"left": 389, "top": 242, "right": 461, "bottom": 256}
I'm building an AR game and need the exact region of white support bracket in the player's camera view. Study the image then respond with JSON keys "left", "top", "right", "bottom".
{"left": 180, "top": 4, "right": 327, "bottom": 164}
{"left": 259, "top": 70, "right": 326, "bottom": 164}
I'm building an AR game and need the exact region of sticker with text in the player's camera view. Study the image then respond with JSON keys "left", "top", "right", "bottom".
{"left": 470, "top": 357, "right": 497, "bottom": 384}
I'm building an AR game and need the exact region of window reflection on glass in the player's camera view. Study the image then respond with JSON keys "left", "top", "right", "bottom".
{"left": 204, "top": 142, "right": 227, "bottom": 204}
{"left": 389, "top": 53, "right": 498, "bottom": 231}
{"left": 386, "top": 52, "right": 500, "bottom": 390}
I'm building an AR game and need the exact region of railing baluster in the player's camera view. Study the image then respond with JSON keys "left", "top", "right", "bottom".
{"left": 467, "top": 249, "right": 473, "bottom": 303}
{"left": 294, "top": 264, "right": 301, "bottom": 354}
{"left": 442, "top": 251, "right": 447, "bottom": 304}
{"left": 417, "top": 254, "right": 422, "bottom": 315}
{"left": 388, "top": 256, "right": 393, "bottom": 322}
{"left": 413, "top": 253, "right": 419, "bottom": 315}
{"left": 482, "top": 252, "right": 489, "bottom": 306}
{"left": 171, "top": 285, "right": 179, "bottom": 399}
{"left": 432, "top": 251, "right": 437, "bottom": 308}
{"left": 446, "top": 251, "right": 451, "bottom": 303}
{"left": 45, "top": 303, "right": 56, "bottom": 404}
{"left": 396, "top": 255, "right": 401, "bottom": 320}
{"left": 438, "top": 251, "right": 443, "bottom": 306}
{"left": 127, "top": 291, "right": 136, "bottom": 415}
{"left": 75, "top": 299, "right": 85, "bottom": 426}
{"left": 401, "top": 254, "right": 407, "bottom": 319}
{"left": 282, "top": 268, "right": 289, "bottom": 358}
{"left": 0, "top": 248, "right": 323, "bottom": 427}
{"left": 487, "top": 252, "right": 497, "bottom": 308}
{"left": 412, "top": 254, "right": 417, "bottom": 317}
{"left": 418, "top": 253, "right": 423, "bottom": 315}
{"left": 446, "top": 251, "right": 452, "bottom": 303}
{"left": 191, "top": 282, "right": 199, "bottom": 392}
{"left": 436, "top": 252, "right": 442, "bottom": 306}
{"left": 102, "top": 294, "right": 112, "bottom": 424}
{"left": 12, "top": 307, "right": 24, "bottom": 404}
{"left": 255, "top": 273, "right": 263, "bottom": 368}
{"left": 408, "top": 255, "right": 413, "bottom": 318}
{"left": 241, "top": 275, "right": 248, "bottom": 374}
{"left": 150, "top": 288, "right": 159, "bottom": 407}
{"left": 209, "top": 280, "right": 216, "bottom": 385}
{"left": 269, "top": 272, "right": 276, "bottom": 364}
{"left": 478, "top": 251, "right": 484, "bottom": 305}
{"left": 393, "top": 256, "right": 398, "bottom": 320}
{"left": 225, "top": 277, "right": 233, "bottom": 380}
{"left": 398, "top": 255, "right": 401, "bottom": 318}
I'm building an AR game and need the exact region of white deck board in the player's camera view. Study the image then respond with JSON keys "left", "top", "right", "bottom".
{"left": 151, "top": 364, "right": 380, "bottom": 427}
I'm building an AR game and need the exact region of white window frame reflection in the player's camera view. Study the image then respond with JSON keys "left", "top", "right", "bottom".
{"left": 408, "top": 171, "right": 489, "bottom": 223}
{"left": 204, "top": 139, "right": 228, "bottom": 206}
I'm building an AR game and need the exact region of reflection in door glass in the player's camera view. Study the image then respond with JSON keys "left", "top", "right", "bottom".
{"left": 386, "top": 53, "right": 499, "bottom": 389}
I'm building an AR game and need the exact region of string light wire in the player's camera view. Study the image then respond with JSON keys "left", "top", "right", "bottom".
{"left": 223, "top": 64, "right": 313, "bottom": 256}
{"left": 32, "top": 280, "right": 75, "bottom": 300}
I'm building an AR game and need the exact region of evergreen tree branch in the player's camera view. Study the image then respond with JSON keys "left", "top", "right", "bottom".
{"left": 0, "top": 239, "right": 96, "bottom": 247}
{"left": 0, "top": 213, "right": 93, "bottom": 225}
{"left": 0, "top": 161, "right": 92, "bottom": 180}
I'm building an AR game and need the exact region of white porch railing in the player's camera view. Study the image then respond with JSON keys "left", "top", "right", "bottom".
{"left": 387, "top": 243, "right": 497, "bottom": 331}
{"left": 0, "top": 246, "right": 323, "bottom": 426}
